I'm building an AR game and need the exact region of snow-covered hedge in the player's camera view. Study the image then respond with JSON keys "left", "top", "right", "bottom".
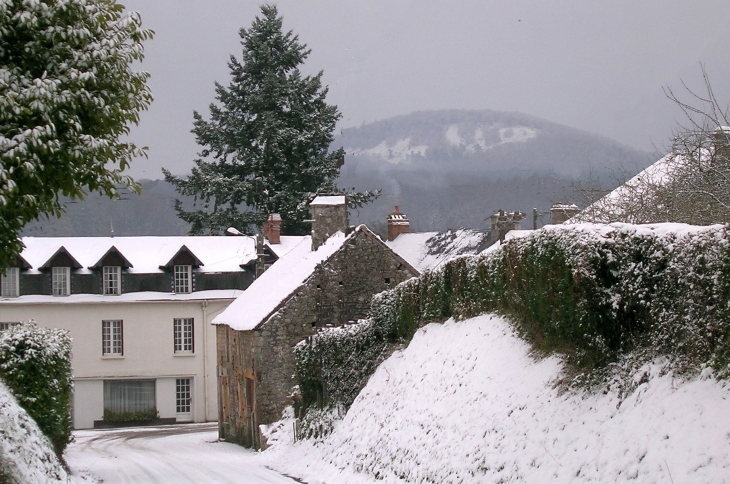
{"left": 296, "top": 223, "right": 730, "bottom": 419}
{"left": 0, "top": 379, "right": 70, "bottom": 484}
{"left": 295, "top": 318, "right": 392, "bottom": 416}
{"left": 0, "top": 323, "right": 73, "bottom": 455}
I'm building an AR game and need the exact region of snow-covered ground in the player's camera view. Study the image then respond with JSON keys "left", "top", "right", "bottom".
{"left": 0, "top": 379, "right": 70, "bottom": 483}
{"left": 65, "top": 423, "right": 299, "bottom": 484}
{"left": 262, "top": 314, "right": 730, "bottom": 484}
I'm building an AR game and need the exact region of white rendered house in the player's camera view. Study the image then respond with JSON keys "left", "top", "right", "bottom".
{"left": 0, "top": 235, "right": 301, "bottom": 429}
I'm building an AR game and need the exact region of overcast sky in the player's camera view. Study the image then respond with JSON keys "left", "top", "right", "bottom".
{"left": 120, "top": 1, "right": 730, "bottom": 178}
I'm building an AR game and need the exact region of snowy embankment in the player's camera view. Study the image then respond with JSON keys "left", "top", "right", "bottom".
{"left": 0, "top": 379, "right": 70, "bottom": 484}
{"left": 265, "top": 314, "right": 730, "bottom": 484}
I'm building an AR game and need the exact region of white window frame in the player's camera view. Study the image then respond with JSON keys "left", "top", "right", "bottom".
{"left": 52, "top": 267, "right": 70, "bottom": 296}
{"left": 0, "top": 322, "right": 20, "bottom": 331}
{"left": 174, "top": 265, "right": 192, "bottom": 294}
{"left": 103, "top": 266, "right": 121, "bottom": 295}
{"left": 102, "top": 320, "right": 123, "bottom": 356}
{"left": 174, "top": 318, "right": 194, "bottom": 353}
{"left": 176, "top": 378, "right": 192, "bottom": 415}
{"left": 1, "top": 267, "right": 19, "bottom": 297}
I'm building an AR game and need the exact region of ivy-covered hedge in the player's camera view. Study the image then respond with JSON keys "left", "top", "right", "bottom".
{"left": 295, "top": 318, "right": 391, "bottom": 413}
{"left": 0, "top": 323, "right": 73, "bottom": 456}
{"left": 296, "top": 224, "right": 730, "bottom": 418}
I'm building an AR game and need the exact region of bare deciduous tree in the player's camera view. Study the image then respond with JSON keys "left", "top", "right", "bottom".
{"left": 575, "top": 65, "right": 730, "bottom": 225}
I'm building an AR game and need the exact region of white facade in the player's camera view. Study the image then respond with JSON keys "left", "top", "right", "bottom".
{"left": 0, "top": 294, "right": 237, "bottom": 429}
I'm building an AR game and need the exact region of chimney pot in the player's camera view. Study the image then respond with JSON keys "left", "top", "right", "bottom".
{"left": 387, "top": 205, "right": 410, "bottom": 241}
{"left": 263, "top": 213, "right": 282, "bottom": 244}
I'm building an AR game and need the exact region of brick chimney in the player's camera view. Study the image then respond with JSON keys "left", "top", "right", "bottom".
{"left": 263, "top": 213, "right": 281, "bottom": 244}
{"left": 310, "top": 195, "right": 348, "bottom": 251}
{"left": 387, "top": 206, "right": 410, "bottom": 241}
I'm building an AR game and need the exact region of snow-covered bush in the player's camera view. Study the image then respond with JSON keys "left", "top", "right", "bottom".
{"left": 0, "top": 322, "right": 73, "bottom": 455}
{"left": 0, "top": 379, "right": 69, "bottom": 484}
{"left": 296, "top": 223, "right": 730, "bottom": 423}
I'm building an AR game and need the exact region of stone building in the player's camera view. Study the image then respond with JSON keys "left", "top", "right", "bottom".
{"left": 212, "top": 196, "right": 419, "bottom": 448}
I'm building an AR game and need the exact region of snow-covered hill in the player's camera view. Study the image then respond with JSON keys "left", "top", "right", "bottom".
{"left": 338, "top": 110, "right": 651, "bottom": 176}
{"left": 264, "top": 314, "right": 730, "bottom": 484}
{"left": 0, "top": 380, "right": 70, "bottom": 484}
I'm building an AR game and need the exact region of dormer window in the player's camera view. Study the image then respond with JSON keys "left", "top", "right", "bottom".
{"left": 174, "top": 265, "right": 192, "bottom": 294}
{"left": 52, "top": 267, "right": 70, "bottom": 296}
{"left": 1, "top": 268, "right": 19, "bottom": 297}
{"left": 103, "top": 266, "right": 121, "bottom": 295}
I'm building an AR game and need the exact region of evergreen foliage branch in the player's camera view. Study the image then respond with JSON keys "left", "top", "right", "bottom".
{"left": 165, "top": 5, "right": 378, "bottom": 235}
{"left": 0, "top": 0, "right": 153, "bottom": 270}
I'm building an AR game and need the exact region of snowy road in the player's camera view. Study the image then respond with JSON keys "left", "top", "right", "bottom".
{"left": 65, "top": 423, "right": 302, "bottom": 484}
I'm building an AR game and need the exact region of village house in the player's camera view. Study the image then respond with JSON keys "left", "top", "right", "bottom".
{"left": 212, "top": 196, "right": 419, "bottom": 448}
{"left": 0, "top": 235, "right": 302, "bottom": 429}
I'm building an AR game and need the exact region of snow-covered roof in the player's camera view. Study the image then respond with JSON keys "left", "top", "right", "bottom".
{"left": 0, "top": 289, "right": 244, "bottom": 305}
{"left": 18, "top": 236, "right": 260, "bottom": 275}
{"left": 569, "top": 154, "right": 676, "bottom": 223}
{"left": 310, "top": 195, "right": 345, "bottom": 206}
{"left": 213, "top": 232, "right": 348, "bottom": 331}
{"left": 386, "top": 229, "right": 490, "bottom": 272}
{"left": 385, "top": 232, "right": 437, "bottom": 272}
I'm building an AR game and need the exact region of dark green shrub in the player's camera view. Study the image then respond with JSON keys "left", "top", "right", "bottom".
{"left": 103, "top": 408, "right": 159, "bottom": 423}
{"left": 0, "top": 323, "right": 73, "bottom": 456}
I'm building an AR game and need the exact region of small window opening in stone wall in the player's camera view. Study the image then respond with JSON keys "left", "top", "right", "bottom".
{"left": 384, "top": 277, "right": 391, "bottom": 285}
{"left": 316, "top": 284, "right": 321, "bottom": 289}
{"left": 396, "top": 263, "right": 403, "bottom": 270}
{"left": 311, "top": 321, "right": 317, "bottom": 328}
{"left": 338, "top": 281, "right": 343, "bottom": 286}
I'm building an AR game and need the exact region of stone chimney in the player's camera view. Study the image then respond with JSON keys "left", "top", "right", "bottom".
{"left": 263, "top": 213, "right": 281, "bottom": 244}
{"left": 310, "top": 195, "right": 348, "bottom": 251}
{"left": 712, "top": 126, "right": 730, "bottom": 162}
{"left": 549, "top": 203, "right": 580, "bottom": 225}
{"left": 489, "top": 210, "right": 526, "bottom": 245}
{"left": 387, "top": 206, "right": 410, "bottom": 241}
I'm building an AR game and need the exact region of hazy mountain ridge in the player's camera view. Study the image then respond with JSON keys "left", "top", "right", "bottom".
{"left": 337, "top": 110, "right": 653, "bottom": 176}
{"left": 23, "top": 110, "right": 655, "bottom": 237}
{"left": 337, "top": 110, "right": 653, "bottom": 231}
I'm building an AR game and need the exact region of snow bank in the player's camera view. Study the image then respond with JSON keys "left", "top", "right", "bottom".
{"left": 267, "top": 315, "right": 730, "bottom": 484}
{"left": 0, "top": 379, "right": 70, "bottom": 484}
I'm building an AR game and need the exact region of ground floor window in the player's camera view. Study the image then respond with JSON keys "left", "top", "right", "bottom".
{"left": 0, "top": 322, "right": 20, "bottom": 331}
{"left": 176, "top": 378, "right": 191, "bottom": 414}
{"left": 103, "top": 379, "right": 156, "bottom": 420}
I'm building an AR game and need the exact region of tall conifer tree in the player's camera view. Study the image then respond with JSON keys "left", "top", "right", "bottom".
{"left": 164, "top": 5, "right": 377, "bottom": 235}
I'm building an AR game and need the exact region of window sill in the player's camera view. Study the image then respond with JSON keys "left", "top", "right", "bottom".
{"left": 173, "top": 352, "right": 196, "bottom": 357}
{"left": 101, "top": 355, "right": 124, "bottom": 359}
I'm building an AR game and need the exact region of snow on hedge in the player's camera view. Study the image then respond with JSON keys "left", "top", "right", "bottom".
{"left": 296, "top": 222, "right": 730, "bottom": 423}
{"left": 0, "top": 322, "right": 73, "bottom": 454}
{"left": 0, "top": 379, "right": 70, "bottom": 484}
{"left": 268, "top": 315, "right": 730, "bottom": 483}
